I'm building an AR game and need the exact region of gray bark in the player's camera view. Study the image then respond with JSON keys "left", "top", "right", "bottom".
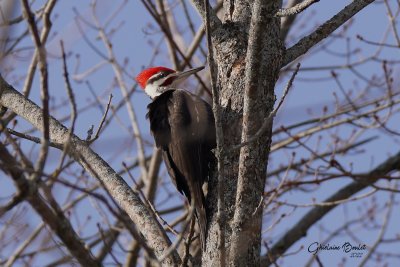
{"left": 229, "top": 1, "right": 282, "bottom": 266}
{"left": 197, "top": 0, "right": 284, "bottom": 265}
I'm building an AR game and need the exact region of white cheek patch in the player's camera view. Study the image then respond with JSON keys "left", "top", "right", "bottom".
{"left": 145, "top": 73, "right": 173, "bottom": 99}
{"left": 145, "top": 83, "right": 161, "bottom": 99}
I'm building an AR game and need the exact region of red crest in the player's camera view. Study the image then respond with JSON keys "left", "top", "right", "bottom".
{"left": 136, "top": 66, "right": 175, "bottom": 89}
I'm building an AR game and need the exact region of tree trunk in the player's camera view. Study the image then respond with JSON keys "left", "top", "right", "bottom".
{"left": 202, "top": 1, "right": 283, "bottom": 266}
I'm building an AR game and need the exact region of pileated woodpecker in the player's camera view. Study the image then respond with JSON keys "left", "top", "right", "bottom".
{"left": 136, "top": 66, "right": 216, "bottom": 249}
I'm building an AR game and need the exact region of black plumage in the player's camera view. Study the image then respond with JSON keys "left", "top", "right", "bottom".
{"left": 147, "top": 89, "right": 216, "bottom": 249}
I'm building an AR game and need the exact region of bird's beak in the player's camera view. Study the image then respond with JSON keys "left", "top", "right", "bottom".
{"left": 172, "top": 66, "right": 205, "bottom": 82}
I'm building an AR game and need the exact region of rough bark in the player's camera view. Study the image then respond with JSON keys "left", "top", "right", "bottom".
{"left": 198, "top": 0, "right": 283, "bottom": 265}
{"left": 229, "top": 0, "right": 282, "bottom": 265}
{"left": 201, "top": 8, "right": 251, "bottom": 267}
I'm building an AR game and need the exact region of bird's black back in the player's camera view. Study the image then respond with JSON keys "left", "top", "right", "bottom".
{"left": 147, "top": 89, "right": 216, "bottom": 249}
{"left": 147, "top": 89, "right": 215, "bottom": 200}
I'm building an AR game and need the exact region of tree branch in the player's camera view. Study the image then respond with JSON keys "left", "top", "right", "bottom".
{"left": 0, "top": 76, "right": 180, "bottom": 266}
{"left": 190, "top": 0, "right": 222, "bottom": 31}
{"left": 283, "top": 0, "right": 376, "bottom": 66}
{"left": 280, "top": 0, "right": 303, "bottom": 41}
{"left": 262, "top": 149, "right": 400, "bottom": 266}
{"left": 0, "top": 143, "right": 100, "bottom": 267}
{"left": 21, "top": 0, "right": 51, "bottom": 181}
{"left": 276, "top": 0, "right": 319, "bottom": 17}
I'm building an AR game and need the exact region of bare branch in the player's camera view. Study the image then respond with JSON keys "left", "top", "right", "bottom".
{"left": 181, "top": 217, "right": 196, "bottom": 267}
{"left": 284, "top": 0, "right": 376, "bottom": 66}
{"left": 358, "top": 193, "right": 394, "bottom": 266}
{"left": 0, "top": 76, "right": 180, "bottom": 265}
{"left": 262, "top": 149, "right": 400, "bottom": 265}
{"left": 271, "top": 98, "right": 400, "bottom": 152}
{"left": 280, "top": 0, "right": 303, "bottom": 40}
{"left": 6, "top": 128, "right": 63, "bottom": 148}
{"left": 190, "top": 0, "right": 222, "bottom": 31}
{"left": 0, "top": 193, "right": 25, "bottom": 217}
{"left": 91, "top": 7, "right": 149, "bottom": 182}
{"left": 276, "top": 0, "right": 319, "bottom": 17}
{"left": 89, "top": 94, "right": 113, "bottom": 143}
{"left": 0, "top": 143, "right": 100, "bottom": 267}
{"left": 57, "top": 40, "right": 77, "bottom": 173}
{"left": 21, "top": 0, "right": 50, "bottom": 180}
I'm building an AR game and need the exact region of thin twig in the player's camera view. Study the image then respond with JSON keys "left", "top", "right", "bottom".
{"left": 89, "top": 94, "right": 113, "bottom": 143}
{"left": 21, "top": 0, "right": 50, "bottom": 181}
{"left": 158, "top": 206, "right": 195, "bottom": 263}
{"left": 6, "top": 128, "right": 63, "bottom": 149}
{"left": 0, "top": 76, "right": 180, "bottom": 265}
{"left": 283, "top": 0, "right": 376, "bottom": 66}
{"left": 91, "top": 7, "right": 149, "bottom": 181}
{"left": 276, "top": 0, "right": 319, "bottom": 17}
{"left": 271, "top": 98, "right": 400, "bottom": 152}
{"left": 56, "top": 40, "right": 78, "bottom": 174}
{"left": 358, "top": 192, "right": 395, "bottom": 267}
{"left": 180, "top": 217, "right": 196, "bottom": 267}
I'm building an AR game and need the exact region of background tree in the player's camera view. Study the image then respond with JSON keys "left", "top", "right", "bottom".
{"left": 0, "top": 0, "right": 399, "bottom": 266}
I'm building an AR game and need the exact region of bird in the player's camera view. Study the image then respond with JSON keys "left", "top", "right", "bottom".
{"left": 136, "top": 66, "right": 216, "bottom": 250}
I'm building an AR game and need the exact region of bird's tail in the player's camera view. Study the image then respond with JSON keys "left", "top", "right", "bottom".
{"left": 190, "top": 179, "right": 207, "bottom": 251}
{"left": 195, "top": 203, "right": 207, "bottom": 251}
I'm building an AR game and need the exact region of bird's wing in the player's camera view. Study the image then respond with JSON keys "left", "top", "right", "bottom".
{"left": 147, "top": 89, "right": 215, "bottom": 249}
{"left": 166, "top": 90, "right": 212, "bottom": 249}
{"left": 166, "top": 90, "right": 212, "bottom": 188}
{"left": 161, "top": 148, "right": 189, "bottom": 197}
{"left": 147, "top": 90, "right": 190, "bottom": 196}
{"left": 166, "top": 137, "right": 207, "bottom": 249}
